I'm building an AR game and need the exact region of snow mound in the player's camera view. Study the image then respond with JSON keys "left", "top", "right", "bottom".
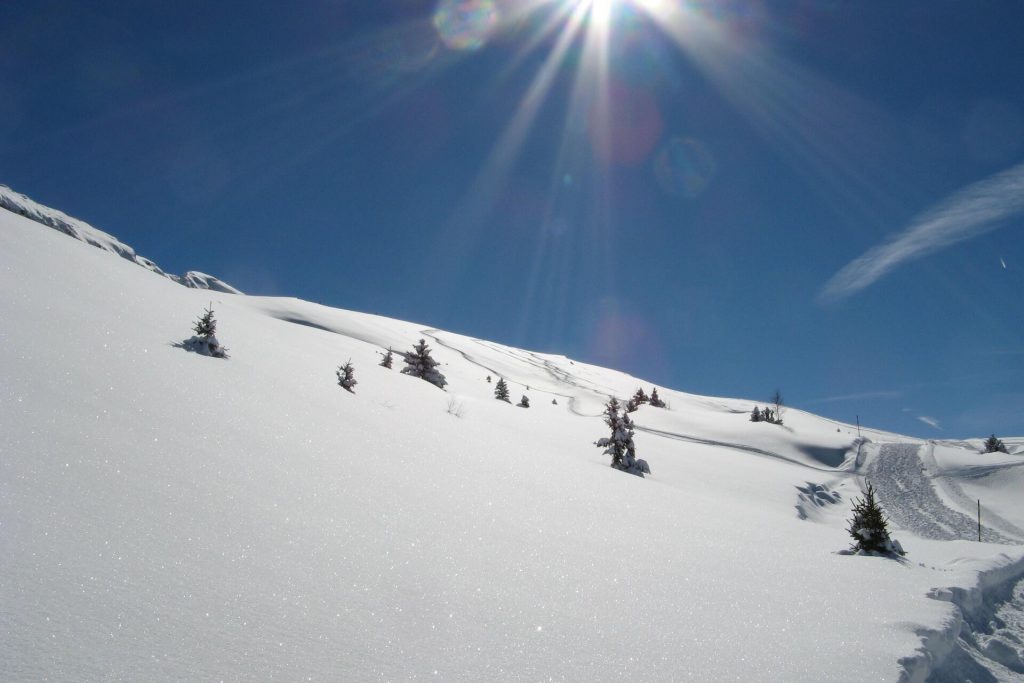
{"left": 0, "top": 183, "right": 241, "bottom": 294}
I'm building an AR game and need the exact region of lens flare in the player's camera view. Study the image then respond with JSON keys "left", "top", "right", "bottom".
{"left": 654, "top": 138, "right": 717, "bottom": 198}
{"left": 433, "top": 0, "right": 501, "bottom": 51}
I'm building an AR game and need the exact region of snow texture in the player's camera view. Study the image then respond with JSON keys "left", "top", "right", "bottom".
{"left": 2, "top": 207, "right": 1024, "bottom": 682}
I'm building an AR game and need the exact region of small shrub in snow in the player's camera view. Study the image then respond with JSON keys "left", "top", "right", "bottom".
{"left": 648, "top": 388, "right": 666, "bottom": 408}
{"left": 336, "top": 359, "right": 357, "bottom": 393}
{"left": 552, "top": 398, "right": 558, "bottom": 405}
{"left": 446, "top": 397, "right": 466, "bottom": 418}
{"left": 518, "top": 395, "right": 530, "bottom": 408}
{"left": 982, "top": 434, "right": 1008, "bottom": 454}
{"left": 770, "top": 389, "right": 785, "bottom": 425}
{"left": 400, "top": 339, "right": 447, "bottom": 389}
{"left": 494, "top": 378, "right": 510, "bottom": 403}
{"left": 750, "top": 406, "right": 762, "bottom": 422}
{"left": 183, "top": 305, "right": 227, "bottom": 358}
{"left": 845, "top": 484, "right": 904, "bottom": 557}
{"left": 596, "top": 398, "right": 649, "bottom": 477}
{"left": 379, "top": 348, "right": 393, "bottom": 369}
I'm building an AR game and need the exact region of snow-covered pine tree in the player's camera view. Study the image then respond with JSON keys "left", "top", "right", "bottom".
{"left": 337, "top": 360, "right": 357, "bottom": 393}
{"left": 632, "top": 387, "right": 649, "bottom": 406}
{"left": 750, "top": 406, "right": 761, "bottom": 422}
{"left": 184, "top": 305, "right": 227, "bottom": 358}
{"left": 518, "top": 395, "right": 530, "bottom": 408}
{"left": 982, "top": 434, "right": 1008, "bottom": 454}
{"left": 400, "top": 339, "right": 447, "bottom": 389}
{"left": 494, "top": 378, "right": 510, "bottom": 403}
{"left": 193, "top": 306, "right": 217, "bottom": 338}
{"left": 648, "top": 387, "right": 666, "bottom": 408}
{"left": 626, "top": 398, "right": 639, "bottom": 413}
{"left": 379, "top": 348, "right": 393, "bottom": 369}
{"left": 846, "top": 484, "right": 904, "bottom": 556}
{"left": 595, "top": 398, "right": 649, "bottom": 476}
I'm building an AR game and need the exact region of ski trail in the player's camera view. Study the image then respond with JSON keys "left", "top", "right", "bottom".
{"left": 920, "top": 445, "right": 1024, "bottom": 541}
{"left": 634, "top": 425, "right": 839, "bottom": 473}
{"left": 422, "top": 330, "right": 610, "bottom": 417}
{"left": 866, "top": 443, "right": 1015, "bottom": 543}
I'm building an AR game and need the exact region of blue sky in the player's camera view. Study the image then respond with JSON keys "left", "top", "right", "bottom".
{"left": 3, "top": 0, "right": 1023, "bottom": 438}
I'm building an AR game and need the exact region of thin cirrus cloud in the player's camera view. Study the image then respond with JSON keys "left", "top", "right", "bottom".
{"left": 917, "top": 415, "right": 941, "bottom": 430}
{"left": 819, "top": 161, "right": 1024, "bottom": 304}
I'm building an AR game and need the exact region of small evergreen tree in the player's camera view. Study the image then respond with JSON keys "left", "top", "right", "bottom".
{"left": 982, "top": 434, "right": 1008, "bottom": 454}
{"left": 596, "top": 398, "right": 634, "bottom": 469}
{"left": 632, "top": 387, "right": 649, "bottom": 406}
{"left": 400, "top": 339, "right": 447, "bottom": 389}
{"left": 379, "top": 348, "right": 393, "bottom": 369}
{"left": 552, "top": 398, "right": 558, "bottom": 405}
{"left": 649, "top": 388, "right": 666, "bottom": 408}
{"left": 846, "top": 484, "right": 904, "bottom": 556}
{"left": 750, "top": 406, "right": 761, "bottom": 422}
{"left": 626, "top": 398, "right": 639, "bottom": 413}
{"left": 184, "top": 305, "right": 227, "bottom": 358}
{"left": 486, "top": 375, "right": 492, "bottom": 383}
{"left": 518, "top": 395, "right": 530, "bottom": 408}
{"left": 193, "top": 306, "right": 217, "bottom": 338}
{"left": 494, "top": 378, "right": 511, "bottom": 403}
{"left": 336, "top": 360, "right": 357, "bottom": 393}
{"left": 595, "top": 398, "right": 649, "bottom": 476}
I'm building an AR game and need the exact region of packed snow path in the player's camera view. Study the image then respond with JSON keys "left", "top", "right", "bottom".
{"left": 867, "top": 443, "right": 1015, "bottom": 543}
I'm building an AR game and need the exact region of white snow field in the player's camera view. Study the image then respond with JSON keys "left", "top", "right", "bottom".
{"left": 2, "top": 204, "right": 1024, "bottom": 682}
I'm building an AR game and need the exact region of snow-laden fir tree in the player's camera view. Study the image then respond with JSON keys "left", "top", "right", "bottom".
{"left": 982, "top": 434, "right": 1008, "bottom": 454}
{"left": 194, "top": 306, "right": 216, "bottom": 338}
{"left": 337, "top": 359, "right": 357, "bottom": 393}
{"left": 595, "top": 398, "right": 650, "bottom": 476}
{"left": 518, "top": 395, "right": 530, "bottom": 408}
{"left": 184, "top": 305, "right": 227, "bottom": 358}
{"left": 750, "top": 406, "right": 762, "bottom": 422}
{"left": 400, "top": 339, "right": 447, "bottom": 389}
{"left": 494, "top": 378, "right": 510, "bottom": 403}
{"left": 632, "top": 387, "right": 649, "bottom": 406}
{"left": 846, "top": 483, "right": 904, "bottom": 556}
{"left": 379, "top": 348, "right": 393, "bottom": 369}
{"left": 648, "top": 387, "right": 666, "bottom": 408}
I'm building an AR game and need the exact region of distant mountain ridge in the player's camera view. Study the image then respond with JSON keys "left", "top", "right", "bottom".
{"left": 0, "top": 183, "right": 241, "bottom": 294}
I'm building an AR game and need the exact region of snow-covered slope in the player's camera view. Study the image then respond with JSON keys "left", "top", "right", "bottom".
{"left": 2, "top": 208, "right": 1023, "bottom": 681}
{"left": 0, "top": 184, "right": 241, "bottom": 294}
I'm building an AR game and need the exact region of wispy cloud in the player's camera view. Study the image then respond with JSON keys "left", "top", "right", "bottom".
{"left": 917, "top": 415, "right": 941, "bottom": 430}
{"left": 804, "top": 389, "right": 903, "bottom": 405}
{"left": 819, "top": 162, "right": 1024, "bottom": 304}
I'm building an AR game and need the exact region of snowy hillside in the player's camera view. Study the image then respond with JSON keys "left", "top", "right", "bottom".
{"left": 2, "top": 207, "right": 1024, "bottom": 681}
{"left": 0, "top": 184, "right": 240, "bottom": 294}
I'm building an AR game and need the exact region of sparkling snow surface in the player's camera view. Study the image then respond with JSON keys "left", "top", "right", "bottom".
{"left": 1, "top": 211, "right": 1023, "bottom": 681}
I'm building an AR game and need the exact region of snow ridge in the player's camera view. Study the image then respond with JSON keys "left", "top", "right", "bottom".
{"left": 0, "top": 184, "right": 241, "bottom": 294}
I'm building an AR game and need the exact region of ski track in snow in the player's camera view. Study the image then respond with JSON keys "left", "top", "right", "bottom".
{"left": 635, "top": 425, "right": 838, "bottom": 473}
{"left": 867, "top": 443, "right": 1016, "bottom": 544}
